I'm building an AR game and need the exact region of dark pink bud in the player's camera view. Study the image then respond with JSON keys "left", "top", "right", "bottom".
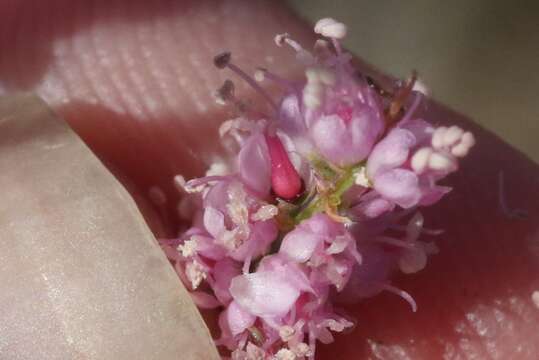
{"left": 265, "top": 134, "right": 302, "bottom": 200}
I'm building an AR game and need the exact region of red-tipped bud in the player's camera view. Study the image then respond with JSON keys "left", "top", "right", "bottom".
{"left": 265, "top": 134, "right": 302, "bottom": 200}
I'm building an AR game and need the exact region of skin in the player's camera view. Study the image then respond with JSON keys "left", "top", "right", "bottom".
{"left": 1, "top": 0, "right": 538, "bottom": 358}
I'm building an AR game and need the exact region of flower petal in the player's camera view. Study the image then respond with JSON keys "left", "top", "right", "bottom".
{"left": 190, "top": 291, "right": 221, "bottom": 309}
{"left": 238, "top": 133, "right": 271, "bottom": 196}
{"left": 213, "top": 258, "right": 242, "bottom": 305}
{"left": 230, "top": 271, "right": 300, "bottom": 317}
{"left": 352, "top": 193, "right": 395, "bottom": 219}
{"left": 373, "top": 169, "right": 421, "bottom": 208}
{"left": 231, "top": 219, "right": 278, "bottom": 261}
{"left": 367, "top": 128, "right": 416, "bottom": 178}
{"left": 225, "top": 301, "right": 256, "bottom": 336}
{"left": 203, "top": 206, "right": 226, "bottom": 239}
{"left": 311, "top": 110, "right": 381, "bottom": 166}
{"left": 280, "top": 228, "right": 324, "bottom": 263}
{"left": 419, "top": 185, "right": 452, "bottom": 206}
{"left": 399, "top": 247, "right": 427, "bottom": 274}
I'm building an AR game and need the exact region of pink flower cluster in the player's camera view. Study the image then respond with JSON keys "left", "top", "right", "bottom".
{"left": 159, "top": 18, "right": 474, "bottom": 360}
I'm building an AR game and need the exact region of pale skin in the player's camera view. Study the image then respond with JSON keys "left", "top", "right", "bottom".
{"left": 1, "top": 0, "right": 539, "bottom": 358}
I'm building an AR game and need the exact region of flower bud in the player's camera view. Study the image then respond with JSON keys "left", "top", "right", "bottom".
{"left": 265, "top": 134, "right": 302, "bottom": 200}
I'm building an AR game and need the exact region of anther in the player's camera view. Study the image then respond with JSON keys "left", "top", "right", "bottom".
{"left": 213, "top": 79, "right": 235, "bottom": 105}
{"left": 274, "top": 33, "right": 314, "bottom": 64}
{"left": 213, "top": 51, "right": 231, "bottom": 69}
{"left": 314, "top": 18, "right": 347, "bottom": 39}
{"left": 214, "top": 51, "right": 277, "bottom": 110}
{"left": 148, "top": 186, "right": 167, "bottom": 206}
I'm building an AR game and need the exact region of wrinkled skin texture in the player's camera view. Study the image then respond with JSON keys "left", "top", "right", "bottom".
{"left": 1, "top": 0, "right": 538, "bottom": 359}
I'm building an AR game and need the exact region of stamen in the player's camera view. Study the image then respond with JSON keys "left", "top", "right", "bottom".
{"left": 387, "top": 70, "right": 417, "bottom": 123}
{"left": 148, "top": 186, "right": 167, "bottom": 206}
{"left": 274, "top": 33, "right": 303, "bottom": 52}
{"left": 314, "top": 18, "right": 347, "bottom": 57}
{"left": 255, "top": 67, "right": 296, "bottom": 91}
{"left": 206, "top": 160, "right": 231, "bottom": 176}
{"left": 381, "top": 283, "right": 417, "bottom": 312}
{"left": 177, "top": 236, "right": 198, "bottom": 258}
{"left": 173, "top": 175, "right": 187, "bottom": 193}
{"left": 398, "top": 91, "right": 423, "bottom": 125}
{"left": 213, "top": 79, "right": 235, "bottom": 105}
{"left": 305, "top": 67, "right": 336, "bottom": 86}
{"left": 274, "top": 33, "right": 314, "bottom": 64}
{"left": 214, "top": 52, "right": 278, "bottom": 110}
{"left": 303, "top": 81, "right": 323, "bottom": 110}
{"left": 213, "top": 51, "right": 231, "bottom": 69}
{"left": 183, "top": 175, "right": 230, "bottom": 193}
{"left": 374, "top": 236, "right": 417, "bottom": 250}
{"left": 313, "top": 39, "right": 332, "bottom": 57}
{"left": 325, "top": 203, "right": 352, "bottom": 225}
{"left": 412, "top": 77, "right": 430, "bottom": 95}
{"left": 185, "top": 261, "right": 207, "bottom": 290}
{"left": 303, "top": 67, "right": 336, "bottom": 110}
{"left": 314, "top": 18, "right": 347, "bottom": 39}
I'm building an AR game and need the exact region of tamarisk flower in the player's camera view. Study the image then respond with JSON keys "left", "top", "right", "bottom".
{"left": 157, "top": 16, "right": 475, "bottom": 360}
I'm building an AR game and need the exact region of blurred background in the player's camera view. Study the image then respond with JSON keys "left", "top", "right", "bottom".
{"left": 289, "top": 0, "right": 539, "bottom": 163}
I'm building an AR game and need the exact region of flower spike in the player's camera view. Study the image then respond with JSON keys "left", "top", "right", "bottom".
{"left": 160, "top": 17, "right": 475, "bottom": 359}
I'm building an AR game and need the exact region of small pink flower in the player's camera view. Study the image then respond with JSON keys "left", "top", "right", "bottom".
{"left": 308, "top": 95, "right": 384, "bottom": 166}
{"left": 362, "top": 120, "right": 472, "bottom": 214}
{"left": 230, "top": 268, "right": 302, "bottom": 317}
